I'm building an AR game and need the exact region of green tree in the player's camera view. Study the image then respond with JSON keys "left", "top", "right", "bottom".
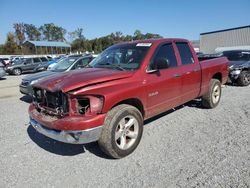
{"left": 2, "top": 32, "right": 19, "bottom": 54}
{"left": 69, "top": 28, "right": 84, "bottom": 41}
{"left": 144, "top": 33, "right": 163, "bottom": 39}
{"left": 133, "top": 30, "right": 143, "bottom": 40}
{"left": 24, "top": 24, "right": 41, "bottom": 40}
{"left": 13, "top": 23, "right": 26, "bottom": 45}
{"left": 39, "top": 23, "right": 66, "bottom": 41}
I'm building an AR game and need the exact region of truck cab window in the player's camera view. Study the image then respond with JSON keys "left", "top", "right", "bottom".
{"left": 151, "top": 43, "right": 177, "bottom": 70}
{"left": 176, "top": 42, "right": 194, "bottom": 65}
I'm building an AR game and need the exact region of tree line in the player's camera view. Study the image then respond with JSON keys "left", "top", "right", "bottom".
{"left": 0, "top": 22, "right": 163, "bottom": 55}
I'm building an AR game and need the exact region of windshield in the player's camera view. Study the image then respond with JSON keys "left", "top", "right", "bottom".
{"left": 51, "top": 57, "right": 78, "bottom": 72}
{"left": 89, "top": 43, "right": 150, "bottom": 71}
{"left": 224, "top": 51, "right": 250, "bottom": 61}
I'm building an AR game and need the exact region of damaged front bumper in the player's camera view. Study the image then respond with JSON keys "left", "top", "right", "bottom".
{"left": 29, "top": 104, "right": 106, "bottom": 144}
{"left": 30, "top": 117, "right": 103, "bottom": 144}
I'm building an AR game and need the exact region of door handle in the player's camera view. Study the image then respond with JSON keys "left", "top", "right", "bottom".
{"left": 193, "top": 69, "right": 199, "bottom": 72}
{"left": 173, "top": 73, "right": 182, "bottom": 78}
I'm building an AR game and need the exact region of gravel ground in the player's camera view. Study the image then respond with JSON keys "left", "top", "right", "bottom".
{"left": 0, "top": 75, "right": 249, "bottom": 188}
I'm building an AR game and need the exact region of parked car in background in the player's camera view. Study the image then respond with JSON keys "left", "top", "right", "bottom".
{"left": 10, "top": 56, "right": 23, "bottom": 64}
{"left": 29, "top": 38, "right": 228, "bottom": 158}
{"left": 47, "top": 55, "right": 82, "bottom": 70}
{"left": 0, "top": 58, "right": 11, "bottom": 66}
{"left": 20, "top": 55, "right": 96, "bottom": 95}
{"left": 33, "top": 57, "right": 50, "bottom": 72}
{"left": 6, "top": 57, "right": 49, "bottom": 75}
{"left": 0, "top": 62, "right": 6, "bottom": 78}
{"left": 222, "top": 50, "right": 250, "bottom": 86}
{"left": 35, "top": 56, "right": 64, "bottom": 72}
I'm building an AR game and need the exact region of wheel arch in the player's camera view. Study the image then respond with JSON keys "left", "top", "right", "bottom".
{"left": 111, "top": 98, "right": 145, "bottom": 118}
{"left": 212, "top": 72, "right": 222, "bottom": 82}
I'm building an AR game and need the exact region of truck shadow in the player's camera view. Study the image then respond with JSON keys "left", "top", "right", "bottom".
{"left": 27, "top": 125, "right": 112, "bottom": 159}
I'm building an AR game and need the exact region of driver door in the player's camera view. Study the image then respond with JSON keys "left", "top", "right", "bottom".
{"left": 144, "top": 43, "right": 182, "bottom": 118}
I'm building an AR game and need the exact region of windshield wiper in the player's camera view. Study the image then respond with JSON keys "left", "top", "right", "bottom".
{"left": 110, "top": 64, "right": 126, "bottom": 71}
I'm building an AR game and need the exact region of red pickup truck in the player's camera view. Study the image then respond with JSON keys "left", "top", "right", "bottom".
{"left": 29, "top": 38, "right": 229, "bottom": 158}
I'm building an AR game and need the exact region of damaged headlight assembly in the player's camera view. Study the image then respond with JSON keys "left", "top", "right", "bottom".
{"left": 76, "top": 95, "right": 104, "bottom": 115}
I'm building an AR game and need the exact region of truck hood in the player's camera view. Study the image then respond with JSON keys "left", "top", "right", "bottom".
{"left": 33, "top": 68, "right": 134, "bottom": 92}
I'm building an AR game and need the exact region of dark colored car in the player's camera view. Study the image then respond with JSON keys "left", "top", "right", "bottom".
{"left": 20, "top": 55, "right": 95, "bottom": 95}
{"left": 222, "top": 50, "right": 250, "bottom": 86}
{"left": 6, "top": 57, "right": 49, "bottom": 75}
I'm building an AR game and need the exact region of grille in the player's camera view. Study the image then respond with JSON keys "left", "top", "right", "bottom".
{"left": 33, "top": 88, "right": 69, "bottom": 116}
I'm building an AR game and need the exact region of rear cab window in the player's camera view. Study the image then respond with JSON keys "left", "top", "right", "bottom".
{"left": 176, "top": 42, "right": 194, "bottom": 65}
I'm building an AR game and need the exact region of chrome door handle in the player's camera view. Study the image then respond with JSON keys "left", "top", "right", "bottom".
{"left": 193, "top": 69, "right": 199, "bottom": 72}
{"left": 173, "top": 73, "right": 182, "bottom": 78}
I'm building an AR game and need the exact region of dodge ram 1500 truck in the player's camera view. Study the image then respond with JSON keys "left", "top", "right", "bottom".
{"left": 29, "top": 38, "right": 229, "bottom": 158}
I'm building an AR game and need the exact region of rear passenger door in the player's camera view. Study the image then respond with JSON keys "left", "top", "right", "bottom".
{"left": 175, "top": 42, "right": 201, "bottom": 104}
{"left": 145, "top": 43, "right": 182, "bottom": 117}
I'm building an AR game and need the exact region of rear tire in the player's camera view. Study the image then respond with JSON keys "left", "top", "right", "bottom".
{"left": 202, "top": 79, "right": 221, "bottom": 109}
{"left": 237, "top": 70, "right": 250, "bottom": 86}
{"left": 13, "top": 68, "right": 22, "bottom": 75}
{"left": 98, "top": 104, "right": 143, "bottom": 159}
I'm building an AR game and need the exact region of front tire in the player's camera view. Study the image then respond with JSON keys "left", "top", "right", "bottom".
{"left": 202, "top": 79, "right": 221, "bottom": 109}
{"left": 98, "top": 104, "right": 143, "bottom": 159}
{"left": 237, "top": 70, "right": 250, "bottom": 86}
{"left": 13, "top": 68, "right": 22, "bottom": 75}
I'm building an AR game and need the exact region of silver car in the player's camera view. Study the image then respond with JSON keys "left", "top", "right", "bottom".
{"left": 19, "top": 55, "right": 95, "bottom": 95}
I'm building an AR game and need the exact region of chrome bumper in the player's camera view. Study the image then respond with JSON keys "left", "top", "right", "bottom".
{"left": 30, "top": 118, "right": 103, "bottom": 144}
{"left": 19, "top": 84, "right": 33, "bottom": 95}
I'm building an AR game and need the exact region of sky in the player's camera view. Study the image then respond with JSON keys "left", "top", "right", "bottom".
{"left": 0, "top": 0, "right": 249, "bottom": 44}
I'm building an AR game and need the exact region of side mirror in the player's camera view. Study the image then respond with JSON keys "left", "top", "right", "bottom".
{"left": 154, "top": 58, "right": 169, "bottom": 70}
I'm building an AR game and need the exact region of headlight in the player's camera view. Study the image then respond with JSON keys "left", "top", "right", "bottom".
{"left": 31, "top": 79, "right": 40, "bottom": 85}
{"left": 77, "top": 96, "right": 104, "bottom": 115}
